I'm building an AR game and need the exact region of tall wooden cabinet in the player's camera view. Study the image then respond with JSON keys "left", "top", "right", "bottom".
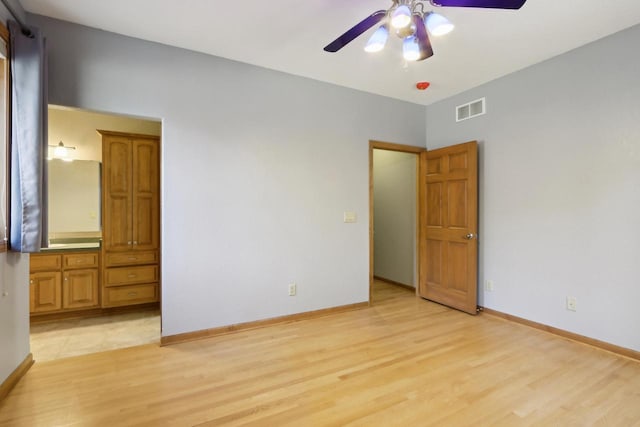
{"left": 99, "top": 130, "right": 160, "bottom": 308}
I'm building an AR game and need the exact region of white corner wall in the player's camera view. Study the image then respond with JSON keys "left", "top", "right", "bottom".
{"left": 28, "top": 14, "right": 427, "bottom": 337}
{"left": 0, "top": 253, "right": 30, "bottom": 384}
{"left": 426, "top": 24, "right": 640, "bottom": 351}
{"left": 373, "top": 150, "right": 417, "bottom": 287}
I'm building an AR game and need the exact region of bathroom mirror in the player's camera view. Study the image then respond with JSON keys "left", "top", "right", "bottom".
{"left": 48, "top": 159, "right": 101, "bottom": 234}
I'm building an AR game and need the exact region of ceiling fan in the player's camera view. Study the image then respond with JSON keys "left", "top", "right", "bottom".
{"left": 324, "top": 0, "right": 527, "bottom": 62}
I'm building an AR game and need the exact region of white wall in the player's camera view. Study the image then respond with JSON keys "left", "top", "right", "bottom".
{"left": 0, "top": 253, "right": 30, "bottom": 385}
{"left": 426, "top": 24, "right": 640, "bottom": 351}
{"left": 0, "top": 1, "right": 31, "bottom": 387}
{"left": 373, "top": 150, "right": 416, "bottom": 287}
{"left": 29, "top": 15, "right": 427, "bottom": 337}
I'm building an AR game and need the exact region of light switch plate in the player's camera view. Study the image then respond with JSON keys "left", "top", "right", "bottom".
{"left": 343, "top": 211, "right": 357, "bottom": 223}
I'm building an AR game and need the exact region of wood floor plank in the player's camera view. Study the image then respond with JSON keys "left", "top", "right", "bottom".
{"left": 1, "top": 281, "right": 640, "bottom": 426}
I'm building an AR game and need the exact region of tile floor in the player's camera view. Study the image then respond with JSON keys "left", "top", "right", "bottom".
{"left": 30, "top": 310, "right": 161, "bottom": 362}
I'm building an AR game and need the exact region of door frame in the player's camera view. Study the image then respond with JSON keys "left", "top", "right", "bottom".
{"left": 369, "top": 140, "right": 426, "bottom": 303}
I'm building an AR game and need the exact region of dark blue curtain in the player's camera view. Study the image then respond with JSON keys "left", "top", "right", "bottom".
{"left": 9, "top": 21, "right": 47, "bottom": 252}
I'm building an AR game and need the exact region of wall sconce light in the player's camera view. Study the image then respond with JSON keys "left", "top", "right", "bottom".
{"left": 48, "top": 141, "right": 76, "bottom": 161}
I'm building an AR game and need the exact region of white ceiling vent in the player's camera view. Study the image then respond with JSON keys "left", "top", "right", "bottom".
{"left": 456, "top": 98, "right": 486, "bottom": 122}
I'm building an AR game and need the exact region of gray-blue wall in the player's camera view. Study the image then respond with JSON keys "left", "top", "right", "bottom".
{"left": 426, "top": 24, "right": 640, "bottom": 351}
{"left": 28, "top": 14, "right": 427, "bottom": 337}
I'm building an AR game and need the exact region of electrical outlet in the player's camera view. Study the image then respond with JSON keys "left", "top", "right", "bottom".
{"left": 484, "top": 280, "right": 494, "bottom": 292}
{"left": 288, "top": 283, "right": 296, "bottom": 296}
{"left": 566, "top": 296, "right": 577, "bottom": 311}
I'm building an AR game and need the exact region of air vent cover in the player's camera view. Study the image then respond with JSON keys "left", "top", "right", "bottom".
{"left": 456, "top": 98, "right": 485, "bottom": 122}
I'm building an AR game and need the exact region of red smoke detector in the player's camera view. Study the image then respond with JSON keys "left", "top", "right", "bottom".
{"left": 416, "top": 81, "right": 430, "bottom": 90}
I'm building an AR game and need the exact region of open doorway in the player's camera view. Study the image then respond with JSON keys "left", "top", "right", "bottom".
{"left": 29, "top": 106, "right": 162, "bottom": 361}
{"left": 369, "top": 141, "right": 424, "bottom": 304}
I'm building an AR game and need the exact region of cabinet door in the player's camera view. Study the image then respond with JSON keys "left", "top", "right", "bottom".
{"left": 63, "top": 269, "right": 99, "bottom": 309}
{"left": 103, "top": 137, "right": 133, "bottom": 251}
{"left": 132, "top": 139, "right": 159, "bottom": 251}
{"left": 30, "top": 272, "right": 62, "bottom": 313}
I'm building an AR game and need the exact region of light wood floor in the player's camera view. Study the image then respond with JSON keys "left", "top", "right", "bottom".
{"left": 2, "top": 281, "right": 640, "bottom": 426}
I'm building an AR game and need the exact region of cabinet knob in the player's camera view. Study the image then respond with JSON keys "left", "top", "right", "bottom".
{"left": 133, "top": 241, "right": 138, "bottom": 245}
{"left": 127, "top": 241, "right": 132, "bottom": 245}
{"left": 30, "top": 280, "right": 33, "bottom": 284}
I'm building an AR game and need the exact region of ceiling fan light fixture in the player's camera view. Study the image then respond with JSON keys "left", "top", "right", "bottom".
{"left": 425, "top": 12, "right": 454, "bottom": 36}
{"left": 364, "top": 25, "right": 389, "bottom": 52}
{"left": 402, "top": 36, "right": 421, "bottom": 61}
{"left": 391, "top": 4, "right": 412, "bottom": 29}
{"left": 394, "top": 20, "right": 417, "bottom": 38}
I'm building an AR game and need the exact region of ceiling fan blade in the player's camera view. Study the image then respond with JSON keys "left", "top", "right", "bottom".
{"left": 324, "top": 10, "right": 386, "bottom": 52}
{"left": 429, "top": 0, "right": 527, "bottom": 9}
{"left": 414, "top": 14, "right": 434, "bottom": 61}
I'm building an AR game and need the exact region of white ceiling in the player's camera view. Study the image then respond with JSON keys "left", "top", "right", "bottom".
{"left": 21, "top": 0, "right": 640, "bottom": 106}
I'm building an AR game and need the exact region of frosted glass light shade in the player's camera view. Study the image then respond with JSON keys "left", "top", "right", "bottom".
{"left": 364, "top": 26, "right": 389, "bottom": 53}
{"left": 402, "top": 36, "right": 420, "bottom": 61}
{"left": 391, "top": 5, "right": 412, "bottom": 29}
{"left": 50, "top": 141, "right": 76, "bottom": 160}
{"left": 425, "top": 12, "right": 454, "bottom": 36}
{"left": 54, "top": 143, "right": 69, "bottom": 158}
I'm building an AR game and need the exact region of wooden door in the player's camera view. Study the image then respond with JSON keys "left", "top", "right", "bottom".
{"left": 63, "top": 269, "right": 99, "bottom": 309}
{"left": 132, "top": 138, "right": 159, "bottom": 251}
{"left": 103, "top": 137, "right": 133, "bottom": 252}
{"left": 30, "top": 272, "right": 62, "bottom": 313}
{"left": 419, "top": 141, "right": 478, "bottom": 314}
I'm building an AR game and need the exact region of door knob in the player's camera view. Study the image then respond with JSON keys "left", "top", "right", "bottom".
{"left": 464, "top": 233, "right": 477, "bottom": 240}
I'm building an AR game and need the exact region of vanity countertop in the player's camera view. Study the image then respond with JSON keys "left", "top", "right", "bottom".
{"left": 40, "top": 242, "right": 101, "bottom": 252}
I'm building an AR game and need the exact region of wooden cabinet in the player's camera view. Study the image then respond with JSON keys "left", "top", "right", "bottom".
{"left": 99, "top": 130, "right": 160, "bottom": 308}
{"left": 30, "top": 271, "right": 62, "bottom": 313}
{"left": 101, "top": 131, "right": 159, "bottom": 253}
{"left": 63, "top": 268, "right": 99, "bottom": 310}
{"left": 30, "top": 251, "right": 100, "bottom": 315}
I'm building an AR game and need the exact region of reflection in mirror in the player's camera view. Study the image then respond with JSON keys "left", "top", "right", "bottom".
{"left": 48, "top": 159, "right": 101, "bottom": 236}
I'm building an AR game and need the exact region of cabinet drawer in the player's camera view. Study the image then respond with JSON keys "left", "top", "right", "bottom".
{"left": 103, "top": 283, "right": 158, "bottom": 307}
{"left": 30, "top": 254, "right": 62, "bottom": 272}
{"left": 63, "top": 252, "right": 99, "bottom": 269}
{"left": 105, "top": 251, "right": 158, "bottom": 267}
{"left": 105, "top": 265, "right": 158, "bottom": 287}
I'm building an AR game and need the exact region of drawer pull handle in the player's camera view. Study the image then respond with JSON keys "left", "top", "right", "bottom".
{"left": 128, "top": 292, "right": 138, "bottom": 297}
{"left": 128, "top": 274, "right": 137, "bottom": 278}
{"left": 128, "top": 257, "right": 137, "bottom": 261}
